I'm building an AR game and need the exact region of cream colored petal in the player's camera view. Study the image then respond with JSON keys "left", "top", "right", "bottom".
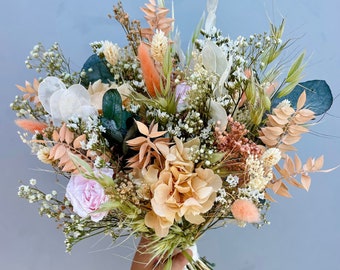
{"left": 184, "top": 212, "right": 205, "bottom": 225}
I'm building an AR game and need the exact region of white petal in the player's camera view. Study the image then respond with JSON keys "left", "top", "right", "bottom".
{"left": 208, "top": 99, "right": 228, "bottom": 131}
{"left": 49, "top": 90, "right": 66, "bottom": 126}
{"left": 58, "top": 84, "right": 93, "bottom": 122}
{"left": 38, "top": 76, "right": 66, "bottom": 114}
{"left": 202, "top": 40, "right": 228, "bottom": 75}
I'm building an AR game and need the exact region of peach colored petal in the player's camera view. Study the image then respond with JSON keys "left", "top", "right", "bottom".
{"left": 145, "top": 210, "right": 173, "bottom": 238}
{"left": 184, "top": 212, "right": 205, "bottom": 224}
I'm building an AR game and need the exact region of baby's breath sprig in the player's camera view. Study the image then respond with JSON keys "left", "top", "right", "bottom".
{"left": 25, "top": 42, "right": 80, "bottom": 86}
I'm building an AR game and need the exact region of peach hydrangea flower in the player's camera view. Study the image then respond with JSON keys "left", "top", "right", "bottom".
{"left": 144, "top": 137, "right": 222, "bottom": 237}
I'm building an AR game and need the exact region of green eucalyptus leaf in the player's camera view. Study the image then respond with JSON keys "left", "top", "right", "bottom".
{"left": 271, "top": 80, "right": 333, "bottom": 115}
{"left": 102, "top": 89, "right": 123, "bottom": 128}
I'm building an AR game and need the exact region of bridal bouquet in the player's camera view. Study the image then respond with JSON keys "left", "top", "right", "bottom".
{"left": 12, "top": 0, "right": 333, "bottom": 269}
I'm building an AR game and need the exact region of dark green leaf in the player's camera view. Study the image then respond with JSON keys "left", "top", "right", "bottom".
{"left": 271, "top": 80, "right": 333, "bottom": 115}
{"left": 81, "top": 54, "right": 115, "bottom": 87}
{"left": 101, "top": 117, "right": 123, "bottom": 143}
{"left": 102, "top": 89, "right": 123, "bottom": 128}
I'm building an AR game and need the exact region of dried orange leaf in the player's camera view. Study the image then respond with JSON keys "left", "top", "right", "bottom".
{"left": 296, "top": 91, "right": 307, "bottom": 110}
{"left": 127, "top": 136, "right": 147, "bottom": 147}
{"left": 275, "top": 182, "right": 292, "bottom": 198}
{"left": 272, "top": 180, "right": 282, "bottom": 193}
{"left": 288, "top": 125, "right": 309, "bottom": 136}
{"left": 284, "top": 156, "right": 295, "bottom": 174}
{"left": 52, "top": 130, "right": 60, "bottom": 142}
{"left": 261, "top": 126, "right": 283, "bottom": 140}
{"left": 54, "top": 144, "right": 67, "bottom": 160}
{"left": 304, "top": 157, "right": 313, "bottom": 171}
{"left": 62, "top": 160, "right": 77, "bottom": 172}
{"left": 278, "top": 144, "right": 297, "bottom": 153}
{"left": 73, "top": 134, "right": 86, "bottom": 149}
{"left": 314, "top": 155, "right": 324, "bottom": 171}
{"left": 264, "top": 192, "right": 277, "bottom": 202}
{"left": 135, "top": 121, "right": 149, "bottom": 136}
{"left": 259, "top": 136, "right": 278, "bottom": 147}
{"left": 65, "top": 129, "right": 75, "bottom": 145}
{"left": 282, "top": 135, "right": 301, "bottom": 145}
{"left": 59, "top": 124, "right": 67, "bottom": 142}
{"left": 294, "top": 154, "right": 302, "bottom": 171}
{"left": 267, "top": 115, "right": 288, "bottom": 126}
{"left": 286, "top": 177, "right": 304, "bottom": 189}
{"left": 301, "top": 174, "right": 311, "bottom": 191}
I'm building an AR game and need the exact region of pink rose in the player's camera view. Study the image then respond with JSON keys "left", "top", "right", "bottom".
{"left": 66, "top": 169, "right": 112, "bottom": 222}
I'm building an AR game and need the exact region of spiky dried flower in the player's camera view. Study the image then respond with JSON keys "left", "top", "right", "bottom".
{"left": 140, "top": 0, "right": 174, "bottom": 42}
{"left": 126, "top": 121, "right": 170, "bottom": 169}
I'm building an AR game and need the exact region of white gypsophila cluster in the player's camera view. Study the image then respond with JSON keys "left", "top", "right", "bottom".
{"left": 214, "top": 95, "right": 232, "bottom": 107}
{"left": 238, "top": 187, "right": 265, "bottom": 202}
{"left": 102, "top": 41, "right": 120, "bottom": 66}
{"left": 199, "top": 123, "right": 214, "bottom": 140}
{"left": 261, "top": 148, "right": 281, "bottom": 167}
{"left": 246, "top": 154, "right": 272, "bottom": 192}
{"left": 225, "top": 174, "right": 239, "bottom": 187}
{"left": 151, "top": 30, "right": 168, "bottom": 63}
{"left": 215, "top": 188, "right": 227, "bottom": 204}
{"left": 129, "top": 103, "right": 140, "bottom": 114}
{"left": 94, "top": 156, "right": 106, "bottom": 168}
{"left": 167, "top": 122, "right": 182, "bottom": 138}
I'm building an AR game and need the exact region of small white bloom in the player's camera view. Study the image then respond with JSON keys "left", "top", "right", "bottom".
{"left": 261, "top": 148, "right": 281, "bottom": 167}
{"left": 45, "top": 194, "right": 53, "bottom": 201}
{"left": 29, "top": 179, "right": 37, "bottom": 186}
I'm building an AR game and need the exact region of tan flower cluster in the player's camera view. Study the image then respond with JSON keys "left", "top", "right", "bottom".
{"left": 143, "top": 137, "right": 222, "bottom": 237}
{"left": 102, "top": 41, "right": 120, "bottom": 66}
{"left": 246, "top": 154, "right": 272, "bottom": 192}
{"left": 151, "top": 30, "right": 168, "bottom": 63}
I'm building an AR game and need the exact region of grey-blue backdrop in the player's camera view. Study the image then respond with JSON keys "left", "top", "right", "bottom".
{"left": 1, "top": 1, "right": 339, "bottom": 269}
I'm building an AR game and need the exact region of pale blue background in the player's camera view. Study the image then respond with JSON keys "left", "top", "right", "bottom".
{"left": 1, "top": 1, "right": 340, "bottom": 269}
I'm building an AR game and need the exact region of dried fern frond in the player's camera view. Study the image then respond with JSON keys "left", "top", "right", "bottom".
{"left": 259, "top": 91, "right": 314, "bottom": 154}
{"left": 140, "top": 0, "right": 174, "bottom": 42}
{"left": 265, "top": 154, "right": 324, "bottom": 200}
{"left": 16, "top": 79, "right": 40, "bottom": 105}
